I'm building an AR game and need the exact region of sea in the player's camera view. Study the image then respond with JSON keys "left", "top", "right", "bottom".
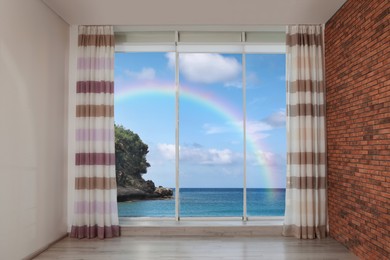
{"left": 118, "top": 188, "right": 285, "bottom": 217}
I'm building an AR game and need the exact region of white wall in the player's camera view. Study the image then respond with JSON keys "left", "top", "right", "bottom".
{"left": 0, "top": 0, "right": 69, "bottom": 259}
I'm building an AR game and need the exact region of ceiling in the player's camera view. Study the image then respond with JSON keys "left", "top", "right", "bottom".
{"left": 42, "top": 0, "right": 347, "bottom": 26}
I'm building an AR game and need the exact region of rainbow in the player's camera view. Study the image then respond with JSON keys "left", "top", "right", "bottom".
{"left": 115, "top": 81, "right": 278, "bottom": 187}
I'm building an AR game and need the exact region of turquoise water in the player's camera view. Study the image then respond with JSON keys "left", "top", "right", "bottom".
{"left": 118, "top": 188, "right": 285, "bottom": 217}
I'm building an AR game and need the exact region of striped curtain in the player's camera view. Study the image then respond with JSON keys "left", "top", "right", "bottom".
{"left": 282, "top": 25, "right": 327, "bottom": 239}
{"left": 70, "top": 26, "right": 120, "bottom": 239}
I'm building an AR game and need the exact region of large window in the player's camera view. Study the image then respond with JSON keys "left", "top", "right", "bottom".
{"left": 115, "top": 31, "right": 286, "bottom": 219}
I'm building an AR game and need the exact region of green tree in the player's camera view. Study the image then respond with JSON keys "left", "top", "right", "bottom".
{"left": 115, "top": 124, "right": 151, "bottom": 187}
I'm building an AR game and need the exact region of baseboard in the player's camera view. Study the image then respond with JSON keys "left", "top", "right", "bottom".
{"left": 23, "top": 233, "right": 68, "bottom": 260}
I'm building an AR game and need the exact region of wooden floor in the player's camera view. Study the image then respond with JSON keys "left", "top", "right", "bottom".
{"left": 34, "top": 236, "right": 358, "bottom": 260}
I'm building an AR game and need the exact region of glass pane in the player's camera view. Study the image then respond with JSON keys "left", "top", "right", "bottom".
{"left": 178, "top": 53, "right": 243, "bottom": 217}
{"left": 245, "top": 54, "right": 286, "bottom": 216}
{"left": 115, "top": 52, "right": 175, "bottom": 217}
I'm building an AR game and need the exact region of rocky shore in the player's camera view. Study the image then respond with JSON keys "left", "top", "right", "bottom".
{"left": 117, "top": 185, "right": 173, "bottom": 202}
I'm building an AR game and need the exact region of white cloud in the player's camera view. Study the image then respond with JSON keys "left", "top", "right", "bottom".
{"left": 224, "top": 81, "right": 242, "bottom": 88}
{"left": 201, "top": 109, "right": 285, "bottom": 140}
{"left": 157, "top": 143, "right": 241, "bottom": 165}
{"left": 247, "top": 151, "right": 286, "bottom": 167}
{"left": 247, "top": 151, "right": 273, "bottom": 166}
{"left": 156, "top": 143, "right": 176, "bottom": 160}
{"left": 166, "top": 53, "right": 175, "bottom": 68}
{"left": 246, "top": 110, "right": 286, "bottom": 140}
{"left": 192, "top": 143, "right": 203, "bottom": 148}
{"left": 246, "top": 121, "right": 273, "bottom": 133}
{"left": 263, "top": 109, "right": 286, "bottom": 128}
{"left": 125, "top": 67, "right": 156, "bottom": 81}
{"left": 202, "top": 120, "right": 271, "bottom": 140}
{"left": 205, "top": 149, "right": 234, "bottom": 164}
{"left": 246, "top": 121, "right": 272, "bottom": 141}
{"left": 166, "top": 53, "right": 241, "bottom": 84}
{"left": 203, "top": 123, "right": 230, "bottom": 135}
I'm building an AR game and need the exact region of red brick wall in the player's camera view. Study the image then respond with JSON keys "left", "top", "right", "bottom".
{"left": 325, "top": 0, "right": 390, "bottom": 259}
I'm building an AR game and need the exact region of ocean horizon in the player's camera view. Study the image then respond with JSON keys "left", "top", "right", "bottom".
{"left": 118, "top": 188, "right": 285, "bottom": 217}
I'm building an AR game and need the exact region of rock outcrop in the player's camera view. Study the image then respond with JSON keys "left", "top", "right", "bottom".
{"left": 117, "top": 181, "right": 173, "bottom": 202}
{"left": 154, "top": 186, "right": 174, "bottom": 198}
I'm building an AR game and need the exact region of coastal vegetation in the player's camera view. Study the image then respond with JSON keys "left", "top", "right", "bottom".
{"left": 115, "top": 124, "right": 172, "bottom": 201}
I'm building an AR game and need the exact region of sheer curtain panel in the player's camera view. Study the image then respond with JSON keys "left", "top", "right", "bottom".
{"left": 70, "top": 26, "right": 120, "bottom": 239}
{"left": 283, "top": 25, "right": 327, "bottom": 239}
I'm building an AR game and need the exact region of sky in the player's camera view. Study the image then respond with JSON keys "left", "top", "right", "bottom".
{"left": 114, "top": 52, "right": 286, "bottom": 188}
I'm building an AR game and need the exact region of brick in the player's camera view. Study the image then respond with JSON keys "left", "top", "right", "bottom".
{"left": 325, "top": 0, "right": 390, "bottom": 259}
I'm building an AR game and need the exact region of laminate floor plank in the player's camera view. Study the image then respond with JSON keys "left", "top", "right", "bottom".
{"left": 34, "top": 236, "right": 358, "bottom": 260}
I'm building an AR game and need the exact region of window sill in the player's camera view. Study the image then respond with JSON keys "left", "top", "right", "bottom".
{"left": 120, "top": 216, "right": 283, "bottom": 226}
{"left": 119, "top": 217, "right": 283, "bottom": 237}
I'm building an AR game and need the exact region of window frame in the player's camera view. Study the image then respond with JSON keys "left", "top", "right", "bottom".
{"left": 115, "top": 30, "right": 286, "bottom": 221}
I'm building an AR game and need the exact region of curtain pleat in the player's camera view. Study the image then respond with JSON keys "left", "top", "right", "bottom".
{"left": 70, "top": 26, "right": 120, "bottom": 239}
{"left": 283, "top": 25, "right": 327, "bottom": 239}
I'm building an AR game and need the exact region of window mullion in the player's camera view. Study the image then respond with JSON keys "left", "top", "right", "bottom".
{"left": 175, "top": 31, "right": 180, "bottom": 221}
{"left": 242, "top": 32, "right": 248, "bottom": 221}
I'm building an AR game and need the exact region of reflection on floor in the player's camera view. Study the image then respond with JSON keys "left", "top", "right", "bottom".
{"left": 35, "top": 235, "right": 358, "bottom": 260}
